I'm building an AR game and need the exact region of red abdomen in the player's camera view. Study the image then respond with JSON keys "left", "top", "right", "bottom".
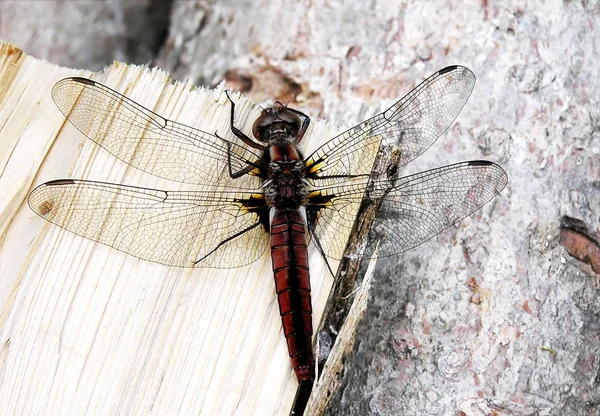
{"left": 270, "top": 209, "right": 314, "bottom": 381}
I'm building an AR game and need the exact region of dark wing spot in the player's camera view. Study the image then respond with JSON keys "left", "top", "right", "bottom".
{"left": 38, "top": 200, "right": 54, "bottom": 216}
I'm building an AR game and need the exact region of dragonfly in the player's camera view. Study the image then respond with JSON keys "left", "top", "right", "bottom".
{"left": 28, "top": 65, "right": 508, "bottom": 383}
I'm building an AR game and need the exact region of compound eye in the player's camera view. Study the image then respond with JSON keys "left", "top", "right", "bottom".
{"left": 251, "top": 108, "right": 302, "bottom": 140}
{"left": 277, "top": 110, "right": 301, "bottom": 128}
{"left": 252, "top": 112, "right": 277, "bottom": 140}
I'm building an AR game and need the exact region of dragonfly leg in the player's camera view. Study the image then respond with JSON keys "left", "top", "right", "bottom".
{"left": 310, "top": 226, "right": 336, "bottom": 277}
{"left": 215, "top": 131, "right": 264, "bottom": 179}
{"left": 224, "top": 91, "right": 266, "bottom": 150}
{"left": 308, "top": 173, "right": 370, "bottom": 181}
{"left": 306, "top": 207, "right": 335, "bottom": 277}
{"left": 277, "top": 104, "right": 310, "bottom": 143}
{"left": 193, "top": 220, "right": 265, "bottom": 265}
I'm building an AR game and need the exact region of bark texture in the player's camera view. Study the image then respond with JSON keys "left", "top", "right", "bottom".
{"left": 0, "top": 0, "right": 172, "bottom": 70}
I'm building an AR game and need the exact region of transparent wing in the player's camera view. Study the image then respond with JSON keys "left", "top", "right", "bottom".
{"left": 309, "top": 161, "right": 508, "bottom": 260}
{"left": 28, "top": 180, "right": 269, "bottom": 268}
{"left": 52, "top": 78, "right": 262, "bottom": 188}
{"left": 305, "top": 66, "right": 476, "bottom": 184}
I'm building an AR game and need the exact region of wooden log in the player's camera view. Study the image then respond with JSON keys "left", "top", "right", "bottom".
{"left": 0, "top": 42, "right": 374, "bottom": 415}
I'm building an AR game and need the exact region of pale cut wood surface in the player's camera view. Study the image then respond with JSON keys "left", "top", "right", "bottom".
{"left": 0, "top": 42, "right": 354, "bottom": 415}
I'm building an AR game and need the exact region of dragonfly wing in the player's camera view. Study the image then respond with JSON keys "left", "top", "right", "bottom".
{"left": 305, "top": 66, "right": 476, "bottom": 183}
{"left": 52, "top": 78, "right": 262, "bottom": 188}
{"left": 28, "top": 180, "right": 269, "bottom": 268}
{"left": 308, "top": 161, "right": 507, "bottom": 260}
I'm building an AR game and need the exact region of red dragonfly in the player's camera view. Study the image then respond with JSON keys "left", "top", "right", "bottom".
{"left": 28, "top": 65, "right": 507, "bottom": 383}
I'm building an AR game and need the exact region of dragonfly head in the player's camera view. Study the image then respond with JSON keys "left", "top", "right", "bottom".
{"left": 252, "top": 105, "right": 301, "bottom": 142}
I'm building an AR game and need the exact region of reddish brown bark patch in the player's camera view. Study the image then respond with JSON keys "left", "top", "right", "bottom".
{"left": 559, "top": 216, "right": 600, "bottom": 274}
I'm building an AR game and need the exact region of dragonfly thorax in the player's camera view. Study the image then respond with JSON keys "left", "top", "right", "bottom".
{"left": 265, "top": 159, "right": 309, "bottom": 210}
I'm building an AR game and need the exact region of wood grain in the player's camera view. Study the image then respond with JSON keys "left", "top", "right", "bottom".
{"left": 0, "top": 43, "right": 365, "bottom": 415}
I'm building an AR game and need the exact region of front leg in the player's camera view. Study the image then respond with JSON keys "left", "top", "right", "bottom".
{"left": 277, "top": 104, "right": 310, "bottom": 143}
{"left": 224, "top": 91, "right": 266, "bottom": 150}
